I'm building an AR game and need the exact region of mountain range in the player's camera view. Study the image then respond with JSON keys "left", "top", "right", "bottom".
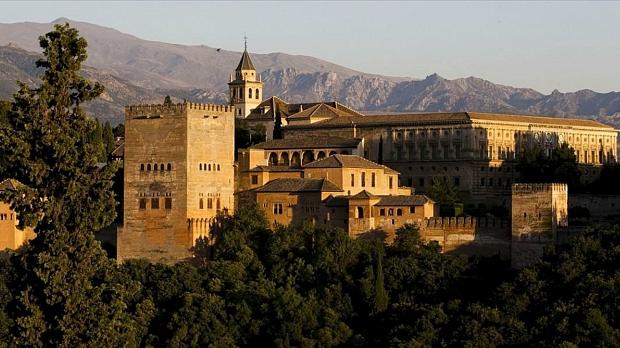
{"left": 1, "top": 18, "right": 619, "bottom": 127}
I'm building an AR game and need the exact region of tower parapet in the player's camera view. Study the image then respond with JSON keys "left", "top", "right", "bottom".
{"left": 126, "top": 102, "right": 233, "bottom": 119}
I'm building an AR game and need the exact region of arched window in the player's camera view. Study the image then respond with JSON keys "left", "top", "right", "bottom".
{"left": 153, "top": 163, "right": 158, "bottom": 171}
{"left": 199, "top": 163, "right": 203, "bottom": 170}
{"left": 147, "top": 164, "right": 151, "bottom": 171}
{"left": 140, "top": 164, "right": 145, "bottom": 171}
{"left": 217, "top": 164, "right": 221, "bottom": 171}
{"left": 208, "top": 164, "right": 211, "bottom": 171}
{"left": 269, "top": 152, "right": 279, "bottom": 166}
{"left": 167, "top": 163, "right": 172, "bottom": 171}
{"left": 160, "top": 164, "right": 164, "bottom": 171}
{"left": 255, "top": 88, "right": 259, "bottom": 100}
{"left": 396, "top": 209, "right": 403, "bottom": 216}
{"left": 356, "top": 207, "right": 364, "bottom": 218}
{"left": 302, "top": 151, "right": 315, "bottom": 165}
{"left": 280, "top": 152, "right": 289, "bottom": 165}
{"left": 248, "top": 88, "right": 252, "bottom": 99}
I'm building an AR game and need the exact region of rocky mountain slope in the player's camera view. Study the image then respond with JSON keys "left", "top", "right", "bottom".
{"left": 1, "top": 18, "right": 619, "bottom": 127}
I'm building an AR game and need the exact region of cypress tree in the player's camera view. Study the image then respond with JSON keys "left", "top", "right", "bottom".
{"left": 103, "top": 121, "right": 115, "bottom": 157}
{"left": 373, "top": 250, "right": 388, "bottom": 314}
{"left": 0, "top": 23, "right": 141, "bottom": 345}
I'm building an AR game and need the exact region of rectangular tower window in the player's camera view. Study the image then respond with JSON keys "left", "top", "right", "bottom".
{"left": 199, "top": 198, "right": 204, "bottom": 209}
{"left": 350, "top": 174, "right": 355, "bottom": 187}
{"left": 389, "top": 177, "right": 393, "bottom": 189}
{"left": 165, "top": 198, "right": 172, "bottom": 209}
{"left": 151, "top": 198, "right": 159, "bottom": 209}
{"left": 139, "top": 198, "right": 146, "bottom": 210}
{"left": 207, "top": 198, "right": 213, "bottom": 209}
{"left": 251, "top": 175, "right": 258, "bottom": 185}
{"left": 371, "top": 172, "right": 376, "bottom": 187}
{"left": 273, "top": 203, "right": 283, "bottom": 215}
{"left": 361, "top": 172, "right": 366, "bottom": 187}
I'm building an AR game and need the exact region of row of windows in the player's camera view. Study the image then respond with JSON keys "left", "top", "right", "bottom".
{"left": 199, "top": 163, "right": 221, "bottom": 171}
{"left": 140, "top": 163, "right": 172, "bottom": 171}
{"left": 355, "top": 206, "right": 417, "bottom": 219}
{"left": 139, "top": 197, "right": 172, "bottom": 210}
{"left": 199, "top": 197, "right": 221, "bottom": 210}
{"left": 480, "top": 177, "right": 512, "bottom": 188}
{"left": 350, "top": 172, "right": 378, "bottom": 188}
{"left": 0, "top": 213, "right": 14, "bottom": 221}
{"left": 350, "top": 173, "right": 394, "bottom": 189}
{"left": 231, "top": 87, "right": 260, "bottom": 100}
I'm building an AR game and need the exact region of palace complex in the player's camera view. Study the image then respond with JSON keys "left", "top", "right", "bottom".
{"left": 2, "top": 46, "right": 617, "bottom": 267}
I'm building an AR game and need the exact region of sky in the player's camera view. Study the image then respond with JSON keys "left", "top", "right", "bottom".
{"left": 1, "top": 1, "right": 619, "bottom": 94}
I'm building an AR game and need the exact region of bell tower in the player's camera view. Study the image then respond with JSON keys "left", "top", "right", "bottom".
{"left": 228, "top": 38, "right": 263, "bottom": 118}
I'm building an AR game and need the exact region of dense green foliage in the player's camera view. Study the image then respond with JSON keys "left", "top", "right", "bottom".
{"left": 1, "top": 208, "right": 618, "bottom": 346}
{"left": 517, "top": 143, "right": 581, "bottom": 188}
{"left": 0, "top": 24, "right": 618, "bottom": 347}
{"left": 235, "top": 118, "right": 266, "bottom": 156}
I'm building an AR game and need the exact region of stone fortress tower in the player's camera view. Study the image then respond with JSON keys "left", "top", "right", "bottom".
{"left": 228, "top": 39, "right": 263, "bottom": 118}
{"left": 118, "top": 102, "right": 235, "bottom": 263}
{"left": 510, "top": 183, "right": 568, "bottom": 268}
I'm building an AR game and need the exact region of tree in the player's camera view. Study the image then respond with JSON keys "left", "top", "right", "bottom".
{"left": 517, "top": 143, "right": 581, "bottom": 188}
{"left": 112, "top": 123, "right": 125, "bottom": 138}
{"left": 0, "top": 100, "right": 10, "bottom": 125}
{"left": 0, "top": 24, "right": 141, "bottom": 346}
{"left": 163, "top": 95, "right": 172, "bottom": 107}
{"left": 102, "top": 121, "right": 115, "bottom": 157}
{"left": 273, "top": 110, "right": 283, "bottom": 139}
{"left": 373, "top": 250, "right": 388, "bottom": 314}
{"left": 0, "top": 23, "right": 118, "bottom": 233}
{"left": 427, "top": 176, "right": 460, "bottom": 206}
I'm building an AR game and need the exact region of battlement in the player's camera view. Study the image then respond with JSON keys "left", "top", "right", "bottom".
{"left": 422, "top": 216, "right": 509, "bottom": 229}
{"left": 512, "top": 183, "right": 567, "bottom": 194}
{"left": 125, "top": 102, "right": 233, "bottom": 118}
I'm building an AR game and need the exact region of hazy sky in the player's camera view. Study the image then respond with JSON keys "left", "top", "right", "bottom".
{"left": 2, "top": 1, "right": 619, "bottom": 94}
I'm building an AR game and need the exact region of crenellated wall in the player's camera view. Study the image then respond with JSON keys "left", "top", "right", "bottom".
{"left": 419, "top": 217, "right": 511, "bottom": 259}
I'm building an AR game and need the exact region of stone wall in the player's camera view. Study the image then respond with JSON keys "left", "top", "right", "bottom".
{"left": 569, "top": 194, "right": 620, "bottom": 219}
{"left": 510, "top": 183, "right": 568, "bottom": 268}
{"left": 419, "top": 217, "right": 511, "bottom": 259}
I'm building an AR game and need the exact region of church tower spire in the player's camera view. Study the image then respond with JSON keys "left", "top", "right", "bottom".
{"left": 228, "top": 38, "right": 263, "bottom": 118}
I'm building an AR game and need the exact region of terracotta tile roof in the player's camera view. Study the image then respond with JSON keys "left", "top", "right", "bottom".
{"left": 0, "top": 178, "right": 22, "bottom": 191}
{"left": 254, "top": 178, "right": 343, "bottom": 193}
{"left": 285, "top": 111, "right": 615, "bottom": 129}
{"left": 303, "top": 155, "right": 398, "bottom": 176}
{"left": 375, "top": 195, "right": 433, "bottom": 206}
{"left": 251, "top": 137, "right": 362, "bottom": 150}
{"left": 324, "top": 195, "right": 349, "bottom": 207}
{"left": 350, "top": 190, "right": 375, "bottom": 199}
{"left": 287, "top": 112, "right": 470, "bottom": 129}
{"left": 288, "top": 103, "right": 361, "bottom": 120}
{"left": 246, "top": 97, "right": 362, "bottom": 121}
{"left": 248, "top": 166, "right": 304, "bottom": 172}
{"left": 236, "top": 49, "right": 256, "bottom": 71}
{"left": 324, "top": 193, "right": 433, "bottom": 207}
{"left": 112, "top": 141, "right": 124, "bottom": 158}
{"left": 467, "top": 112, "right": 614, "bottom": 129}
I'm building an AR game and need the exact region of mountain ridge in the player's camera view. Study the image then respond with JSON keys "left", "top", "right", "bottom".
{"left": 0, "top": 18, "right": 619, "bottom": 127}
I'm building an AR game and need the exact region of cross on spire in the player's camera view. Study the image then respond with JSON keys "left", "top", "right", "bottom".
{"left": 244, "top": 34, "right": 248, "bottom": 51}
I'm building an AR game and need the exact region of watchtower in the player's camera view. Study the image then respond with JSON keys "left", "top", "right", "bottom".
{"left": 511, "top": 183, "right": 568, "bottom": 268}
{"left": 118, "top": 102, "right": 235, "bottom": 263}
{"left": 228, "top": 39, "right": 263, "bottom": 118}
